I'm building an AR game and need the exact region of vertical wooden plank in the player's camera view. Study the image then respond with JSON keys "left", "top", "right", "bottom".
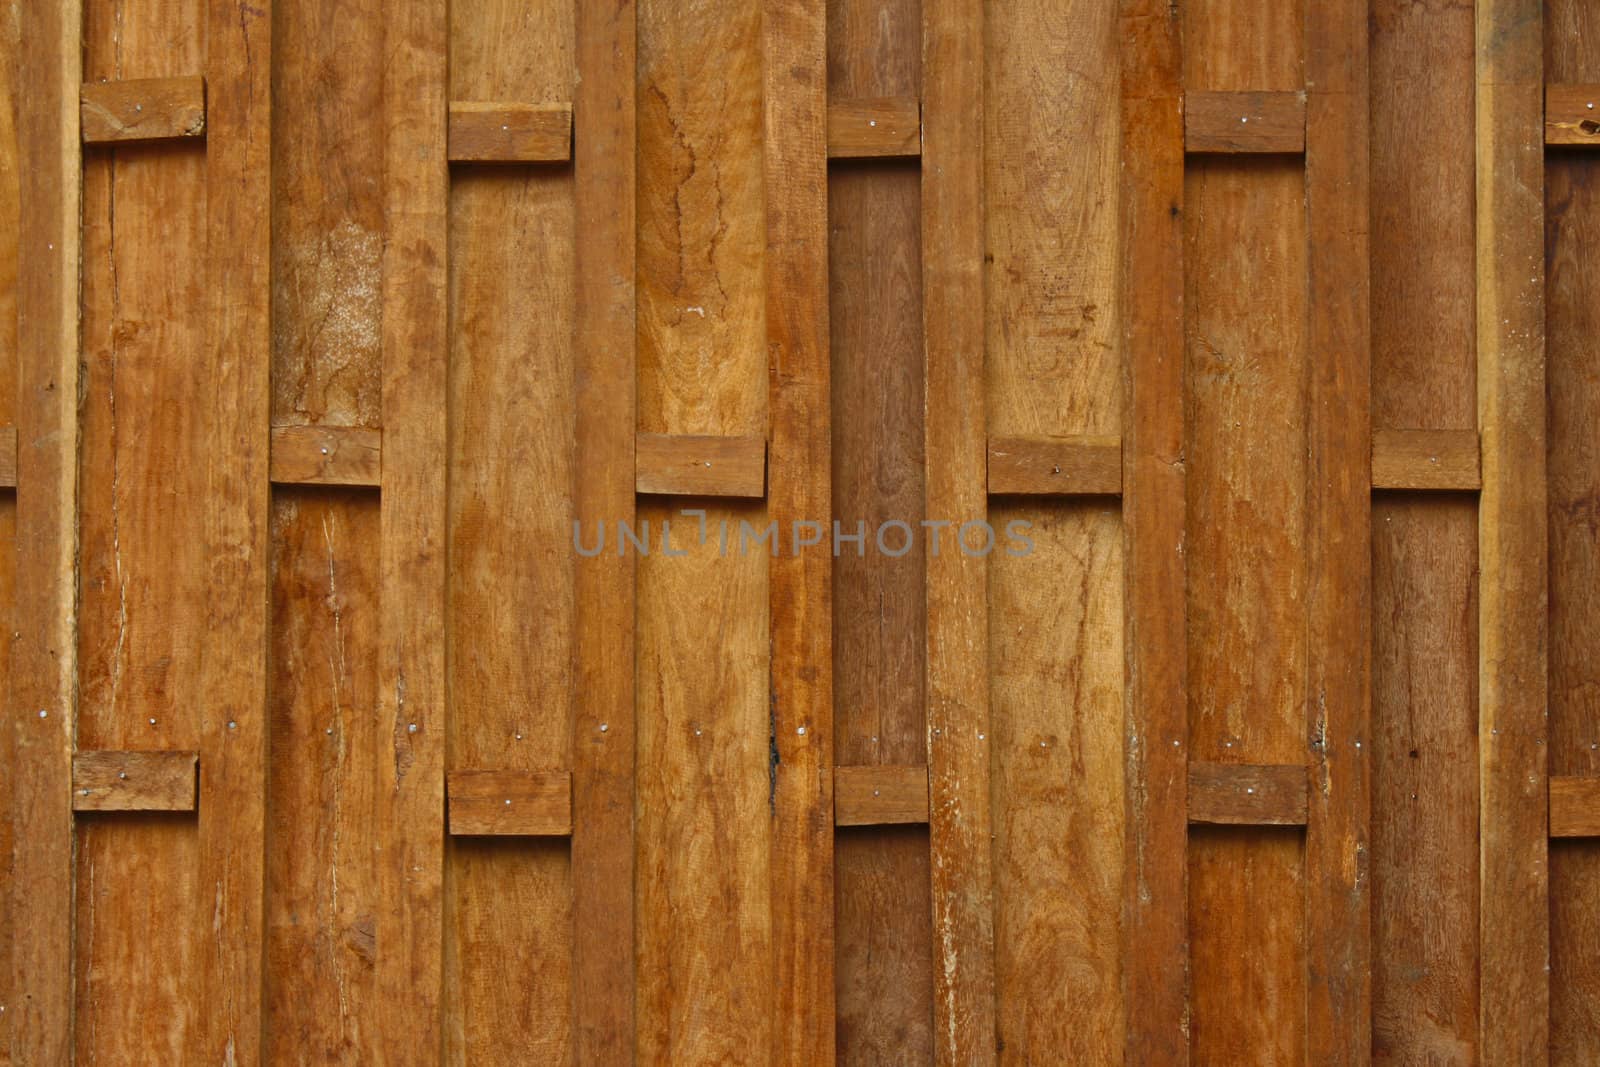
{"left": 374, "top": 0, "right": 449, "bottom": 1058}
{"left": 1302, "top": 0, "right": 1371, "bottom": 1060}
{"left": 1118, "top": 0, "right": 1187, "bottom": 1059}
{"left": 11, "top": 0, "right": 80, "bottom": 1060}
{"left": 922, "top": 0, "right": 996, "bottom": 1061}
{"left": 764, "top": 0, "right": 834, "bottom": 1061}
{"left": 985, "top": 0, "right": 1125, "bottom": 1062}
{"left": 571, "top": 0, "right": 636, "bottom": 1060}
{"left": 0, "top": 3, "right": 18, "bottom": 1054}
{"left": 1477, "top": 0, "right": 1549, "bottom": 1059}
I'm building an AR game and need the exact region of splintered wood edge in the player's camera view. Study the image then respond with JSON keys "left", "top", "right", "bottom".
{"left": 1184, "top": 90, "right": 1307, "bottom": 154}
{"left": 635, "top": 432, "right": 767, "bottom": 498}
{"left": 81, "top": 75, "right": 207, "bottom": 144}
{"left": 987, "top": 434, "right": 1122, "bottom": 496}
{"left": 447, "top": 770, "right": 573, "bottom": 836}
{"left": 827, "top": 96, "right": 921, "bottom": 159}
{"left": 0, "top": 423, "right": 15, "bottom": 487}
{"left": 1550, "top": 776, "right": 1600, "bottom": 838}
{"left": 1187, "top": 762, "right": 1309, "bottom": 826}
{"left": 270, "top": 424, "right": 383, "bottom": 487}
{"left": 72, "top": 751, "right": 199, "bottom": 812}
{"left": 1371, "top": 428, "right": 1481, "bottom": 491}
{"left": 448, "top": 101, "right": 573, "bottom": 163}
{"left": 1546, "top": 84, "right": 1600, "bottom": 146}
{"left": 834, "top": 764, "right": 929, "bottom": 826}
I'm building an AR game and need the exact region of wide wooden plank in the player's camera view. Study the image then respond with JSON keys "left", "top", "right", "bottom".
{"left": 447, "top": 101, "right": 572, "bottom": 163}
{"left": 446, "top": 770, "right": 572, "bottom": 835}
{"left": 11, "top": 0, "right": 80, "bottom": 1059}
{"left": 1551, "top": 777, "right": 1600, "bottom": 838}
{"left": 923, "top": 1, "right": 997, "bottom": 1061}
{"left": 635, "top": 432, "right": 767, "bottom": 497}
{"left": 374, "top": 0, "right": 450, "bottom": 1059}
{"left": 80, "top": 74, "right": 206, "bottom": 144}
{"left": 1187, "top": 762, "right": 1307, "bottom": 826}
{"left": 571, "top": 0, "right": 636, "bottom": 1059}
{"left": 1371, "top": 428, "right": 1481, "bottom": 491}
{"left": 835, "top": 765, "right": 928, "bottom": 825}
{"left": 269, "top": 424, "right": 381, "bottom": 486}
{"left": 987, "top": 435, "right": 1121, "bottom": 496}
{"left": 1184, "top": 90, "right": 1305, "bottom": 153}
{"left": 827, "top": 95, "right": 920, "bottom": 159}
{"left": 1477, "top": 0, "right": 1550, "bottom": 1058}
{"left": 72, "top": 751, "right": 198, "bottom": 812}
{"left": 1545, "top": 83, "right": 1600, "bottom": 145}
{"left": 0, "top": 423, "right": 14, "bottom": 487}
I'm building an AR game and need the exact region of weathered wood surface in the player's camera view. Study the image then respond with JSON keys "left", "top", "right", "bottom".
{"left": 72, "top": 751, "right": 199, "bottom": 812}
{"left": 834, "top": 764, "right": 929, "bottom": 826}
{"left": 447, "top": 101, "right": 571, "bottom": 163}
{"left": 1371, "top": 429, "right": 1481, "bottom": 491}
{"left": 827, "top": 96, "right": 920, "bottom": 159}
{"left": 270, "top": 425, "right": 382, "bottom": 487}
{"left": 635, "top": 432, "right": 767, "bottom": 498}
{"left": 80, "top": 75, "right": 206, "bottom": 144}
{"left": 1187, "top": 763, "right": 1308, "bottom": 826}
{"left": 1183, "top": 90, "right": 1305, "bottom": 153}
{"left": 986, "top": 435, "right": 1122, "bottom": 497}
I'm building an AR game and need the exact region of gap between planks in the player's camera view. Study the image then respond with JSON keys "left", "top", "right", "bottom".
{"left": 81, "top": 75, "right": 206, "bottom": 144}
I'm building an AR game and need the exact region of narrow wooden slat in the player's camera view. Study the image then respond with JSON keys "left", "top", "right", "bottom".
{"left": 81, "top": 75, "right": 206, "bottom": 144}
{"left": 447, "top": 101, "right": 572, "bottom": 163}
{"left": 374, "top": 0, "right": 449, "bottom": 1059}
{"left": 1304, "top": 0, "right": 1374, "bottom": 1058}
{"left": 1187, "top": 762, "right": 1307, "bottom": 826}
{"left": 986, "top": 434, "right": 1121, "bottom": 495}
{"left": 1120, "top": 0, "right": 1188, "bottom": 1059}
{"left": 571, "top": 0, "right": 637, "bottom": 1058}
{"left": 827, "top": 95, "right": 921, "bottom": 159}
{"left": 1183, "top": 89, "right": 1305, "bottom": 153}
{"left": 446, "top": 770, "right": 572, "bottom": 835}
{"left": 635, "top": 431, "right": 767, "bottom": 497}
{"left": 1545, "top": 83, "right": 1600, "bottom": 146}
{"left": 0, "top": 423, "right": 15, "bottom": 487}
{"left": 835, "top": 764, "right": 928, "bottom": 826}
{"left": 11, "top": 0, "right": 81, "bottom": 1060}
{"left": 1371, "top": 428, "right": 1480, "bottom": 491}
{"left": 73, "top": 751, "right": 198, "bottom": 812}
{"left": 765, "top": 0, "right": 834, "bottom": 1059}
{"left": 1478, "top": 0, "right": 1550, "bottom": 1058}
{"left": 192, "top": 2, "right": 273, "bottom": 1063}
{"left": 923, "top": 0, "right": 997, "bottom": 1061}
{"left": 1550, "top": 777, "right": 1600, "bottom": 838}
{"left": 269, "top": 424, "right": 382, "bottom": 486}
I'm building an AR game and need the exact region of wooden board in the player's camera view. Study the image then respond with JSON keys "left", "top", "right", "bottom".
{"left": 1371, "top": 429, "right": 1480, "bottom": 491}
{"left": 0, "top": 6, "right": 19, "bottom": 1056}
{"left": 987, "top": 435, "right": 1121, "bottom": 497}
{"left": 446, "top": 771, "right": 572, "bottom": 836}
{"left": 1183, "top": 90, "right": 1305, "bottom": 153}
{"left": 827, "top": 96, "right": 920, "bottom": 159}
{"left": 834, "top": 764, "right": 928, "bottom": 826}
{"left": 1187, "top": 762, "right": 1307, "bottom": 825}
{"left": 1550, "top": 778, "right": 1600, "bottom": 838}
{"left": 447, "top": 101, "right": 571, "bottom": 163}
{"left": 270, "top": 425, "right": 382, "bottom": 486}
{"left": 1545, "top": 83, "right": 1600, "bottom": 146}
{"left": 635, "top": 432, "right": 767, "bottom": 497}
{"left": 0, "top": 425, "right": 15, "bottom": 487}
{"left": 80, "top": 75, "right": 206, "bottom": 145}
{"left": 72, "top": 751, "right": 198, "bottom": 811}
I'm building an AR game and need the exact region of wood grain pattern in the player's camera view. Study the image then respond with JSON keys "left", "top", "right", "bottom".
{"left": 0, "top": 8, "right": 18, "bottom": 1056}
{"left": 72, "top": 751, "right": 198, "bottom": 812}
{"left": 635, "top": 432, "right": 767, "bottom": 497}
{"left": 1477, "top": 0, "right": 1550, "bottom": 1058}
{"left": 446, "top": 771, "right": 572, "bottom": 836}
{"left": 1371, "top": 429, "right": 1480, "bottom": 491}
{"left": 827, "top": 95, "right": 920, "bottom": 158}
{"left": 447, "top": 101, "right": 571, "bottom": 163}
{"left": 1187, "top": 762, "right": 1307, "bottom": 825}
{"left": 923, "top": 0, "right": 997, "bottom": 1060}
{"left": 80, "top": 75, "right": 206, "bottom": 144}
{"left": 986, "top": 435, "right": 1121, "bottom": 496}
{"left": 835, "top": 764, "right": 928, "bottom": 825}
{"left": 1183, "top": 90, "right": 1304, "bottom": 154}
{"left": 1119, "top": 0, "right": 1188, "bottom": 1059}
{"left": 270, "top": 425, "right": 382, "bottom": 486}
{"left": 1550, "top": 777, "right": 1600, "bottom": 838}
{"left": 1545, "top": 83, "right": 1600, "bottom": 146}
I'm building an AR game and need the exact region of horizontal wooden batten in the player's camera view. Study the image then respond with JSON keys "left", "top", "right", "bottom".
{"left": 1545, "top": 84, "right": 1600, "bottom": 146}
{"left": 834, "top": 764, "right": 929, "bottom": 826}
{"left": 1371, "top": 428, "right": 1481, "bottom": 491}
{"left": 1550, "top": 776, "right": 1600, "bottom": 838}
{"left": 72, "top": 751, "right": 199, "bottom": 812}
{"left": 448, "top": 102, "right": 572, "bottom": 164}
{"left": 827, "top": 96, "right": 921, "bottom": 159}
{"left": 635, "top": 432, "right": 767, "bottom": 498}
{"left": 81, "top": 76, "right": 206, "bottom": 144}
{"left": 269, "top": 424, "right": 382, "bottom": 487}
{"left": 987, "top": 434, "right": 1122, "bottom": 496}
{"left": 1187, "top": 762, "right": 1309, "bottom": 826}
{"left": 447, "top": 770, "right": 573, "bottom": 836}
{"left": 1184, "top": 90, "right": 1306, "bottom": 154}
{"left": 0, "top": 423, "right": 15, "bottom": 487}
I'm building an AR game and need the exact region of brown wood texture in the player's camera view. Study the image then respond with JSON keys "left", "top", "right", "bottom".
{"left": 1183, "top": 90, "right": 1305, "bottom": 154}
{"left": 1546, "top": 83, "right": 1600, "bottom": 146}
{"left": 1550, "top": 777, "right": 1600, "bottom": 839}
{"left": 270, "top": 425, "right": 382, "bottom": 486}
{"left": 0, "top": 424, "right": 13, "bottom": 487}
{"left": 1187, "top": 763, "right": 1308, "bottom": 826}
{"left": 446, "top": 771, "right": 573, "bottom": 836}
{"left": 827, "top": 95, "right": 921, "bottom": 159}
{"left": 1479, "top": 0, "right": 1550, "bottom": 1059}
{"left": 80, "top": 75, "right": 206, "bottom": 144}
{"left": 447, "top": 101, "right": 571, "bottom": 163}
{"left": 0, "top": 7, "right": 19, "bottom": 1058}
{"left": 1545, "top": 2, "right": 1600, "bottom": 1059}
{"left": 986, "top": 435, "right": 1122, "bottom": 497}
{"left": 635, "top": 432, "right": 767, "bottom": 498}
{"left": 835, "top": 764, "right": 929, "bottom": 826}
{"left": 1372, "top": 429, "right": 1481, "bottom": 491}
{"left": 72, "top": 751, "right": 198, "bottom": 812}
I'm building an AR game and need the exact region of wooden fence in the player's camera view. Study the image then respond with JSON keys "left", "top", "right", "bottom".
{"left": 2, "top": 0, "right": 1597, "bottom": 1062}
